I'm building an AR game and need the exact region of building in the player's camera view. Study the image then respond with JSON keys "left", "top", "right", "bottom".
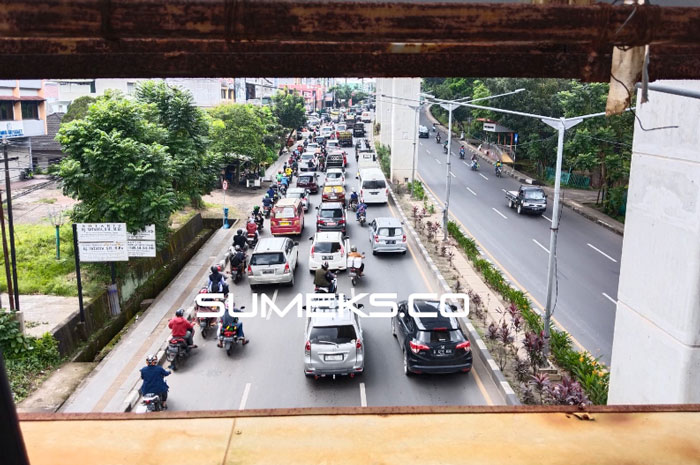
{"left": 278, "top": 83, "right": 325, "bottom": 112}
{"left": 30, "top": 112, "right": 64, "bottom": 169}
{"left": 233, "top": 78, "right": 277, "bottom": 105}
{"left": 0, "top": 80, "right": 48, "bottom": 178}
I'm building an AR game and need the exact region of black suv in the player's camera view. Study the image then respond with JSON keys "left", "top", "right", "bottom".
{"left": 391, "top": 300, "right": 472, "bottom": 376}
{"left": 316, "top": 201, "right": 347, "bottom": 234}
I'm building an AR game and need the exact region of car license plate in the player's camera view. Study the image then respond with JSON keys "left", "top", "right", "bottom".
{"left": 435, "top": 349, "right": 453, "bottom": 356}
{"left": 280, "top": 221, "right": 291, "bottom": 226}
{"left": 371, "top": 192, "right": 378, "bottom": 195}
{"left": 262, "top": 270, "right": 274, "bottom": 274}
{"left": 327, "top": 222, "right": 336, "bottom": 226}
{"left": 386, "top": 240, "right": 395, "bottom": 245}
{"left": 322, "top": 255, "right": 333, "bottom": 260}
{"left": 324, "top": 354, "right": 343, "bottom": 361}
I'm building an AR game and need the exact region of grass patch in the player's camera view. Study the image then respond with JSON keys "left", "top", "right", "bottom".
{"left": 37, "top": 198, "right": 57, "bottom": 204}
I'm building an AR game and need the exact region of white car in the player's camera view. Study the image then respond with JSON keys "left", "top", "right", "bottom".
{"left": 248, "top": 237, "right": 300, "bottom": 288}
{"left": 286, "top": 187, "right": 310, "bottom": 211}
{"left": 326, "top": 139, "right": 340, "bottom": 151}
{"left": 320, "top": 126, "right": 333, "bottom": 138}
{"left": 308, "top": 231, "right": 349, "bottom": 271}
{"left": 324, "top": 168, "right": 345, "bottom": 186}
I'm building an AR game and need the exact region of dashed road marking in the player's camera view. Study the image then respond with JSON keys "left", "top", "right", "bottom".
{"left": 239, "top": 383, "right": 251, "bottom": 410}
{"left": 466, "top": 187, "right": 477, "bottom": 196}
{"left": 435, "top": 158, "right": 441, "bottom": 164}
{"left": 479, "top": 173, "right": 489, "bottom": 181}
{"left": 450, "top": 171, "right": 456, "bottom": 178}
{"left": 533, "top": 239, "right": 550, "bottom": 254}
{"left": 492, "top": 208, "right": 507, "bottom": 220}
{"left": 587, "top": 243, "right": 618, "bottom": 263}
{"left": 359, "top": 382, "right": 367, "bottom": 407}
{"left": 542, "top": 214, "right": 552, "bottom": 222}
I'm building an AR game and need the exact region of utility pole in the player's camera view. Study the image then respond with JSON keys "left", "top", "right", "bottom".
{"left": 1, "top": 138, "right": 19, "bottom": 311}
{"left": 442, "top": 103, "right": 455, "bottom": 240}
{"left": 410, "top": 103, "right": 421, "bottom": 196}
{"left": 0, "top": 191, "right": 13, "bottom": 311}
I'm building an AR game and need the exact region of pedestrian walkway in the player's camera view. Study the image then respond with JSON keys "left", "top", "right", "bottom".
{"left": 61, "top": 226, "right": 234, "bottom": 412}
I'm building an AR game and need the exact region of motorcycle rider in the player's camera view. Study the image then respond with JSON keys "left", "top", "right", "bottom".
{"left": 208, "top": 265, "right": 228, "bottom": 294}
{"left": 266, "top": 186, "right": 276, "bottom": 200}
{"left": 168, "top": 308, "right": 196, "bottom": 350}
{"left": 347, "top": 246, "right": 365, "bottom": 276}
{"left": 495, "top": 159, "right": 503, "bottom": 174}
{"left": 349, "top": 190, "right": 359, "bottom": 209}
{"left": 217, "top": 304, "right": 249, "bottom": 347}
{"left": 139, "top": 354, "right": 170, "bottom": 410}
{"left": 262, "top": 193, "right": 273, "bottom": 211}
{"left": 233, "top": 229, "right": 247, "bottom": 250}
{"left": 276, "top": 171, "right": 283, "bottom": 183}
{"left": 246, "top": 217, "right": 259, "bottom": 244}
{"left": 314, "top": 262, "right": 337, "bottom": 293}
{"left": 229, "top": 245, "right": 247, "bottom": 274}
{"left": 459, "top": 146, "right": 466, "bottom": 159}
{"left": 285, "top": 166, "right": 293, "bottom": 178}
{"left": 356, "top": 201, "right": 368, "bottom": 221}
{"left": 436, "top": 132, "right": 441, "bottom": 144}
{"left": 471, "top": 153, "right": 478, "bottom": 169}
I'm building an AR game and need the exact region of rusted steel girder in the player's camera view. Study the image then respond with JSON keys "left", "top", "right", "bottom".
{"left": 0, "top": 0, "right": 699, "bottom": 79}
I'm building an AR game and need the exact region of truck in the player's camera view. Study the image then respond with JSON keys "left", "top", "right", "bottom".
{"left": 353, "top": 124, "right": 366, "bottom": 137}
{"left": 505, "top": 185, "right": 547, "bottom": 215}
{"left": 338, "top": 130, "right": 353, "bottom": 147}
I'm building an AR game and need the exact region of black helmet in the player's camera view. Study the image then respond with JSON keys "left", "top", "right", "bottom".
{"left": 321, "top": 262, "right": 329, "bottom": 270}
{"left": 211, "top": 265, "right": 219, "bottom": 273}
{"left": 175, "top": 309, "right": 184, "bottom": 317}
{"left": 237, "top": 229, "right": 243, "bottom": 236}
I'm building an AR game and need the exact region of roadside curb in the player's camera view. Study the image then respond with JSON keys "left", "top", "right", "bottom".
{"left": 424, "top": 107, "right": 624, "bottom": 236}
{"left": 386, "top": 186, "right": 520, "bottom": 406}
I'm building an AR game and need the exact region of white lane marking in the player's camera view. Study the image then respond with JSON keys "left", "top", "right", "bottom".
{"left": 479, "top": 173, "right": 489, "bottom": 181}
{"left": 266, "top": 289, "right": 279, "bottom": 320}
{"left": 492, "top": 208, "right": 508, "bottom": 220}
{"left": 426, "top": 149, "right": 432, "bottom": 155}
{"left": 463, "top": 161, "right": 469, "bottom": 166}
{"left": 239, "top": 383, "right": 251, "bottom": 410}
{"left": 533, "top": 239, "right": 550, "bottom": 254}
{"left": 359, "top": 382, "right": 367, "bottom": 407}
{"left": 542, "top": 214, "right": 552, "bottom": 223}
{"left": 466, "top": 187, "right": 477, "bottom": 196}
{"left": 450, "top": 171, "right": 456, "bottom": 178}
{"left": 587, "top": 243, "right": 618, "bottom": 263}
{"left": 435, "top": 158, "right": 441, "bottom": 164}
{"left": 602, "top": 292, "right": 617, "bottom": 305}
{"left": 501, "top": 189, "right": 507, "bottom": 193}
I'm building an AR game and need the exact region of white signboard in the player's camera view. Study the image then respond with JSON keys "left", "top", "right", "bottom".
{"left": 0, "top": 121, "right": 24, "bottom": 138}
{"left": 127, "top": 224, "right": 156, "bottom": 241}
{"left": 127, "top": 240, "right": 157, "bottom": 258}
{"left": 483, "top": 123, "right": 496, "bottom": 132}
{"left": 76, "top": 223, "right": 127, "bottom": 243}
{"left": 78, "top": 242, "right": 129, "bottom": 262}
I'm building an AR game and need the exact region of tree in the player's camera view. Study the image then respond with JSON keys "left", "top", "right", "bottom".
{"left": 56, "top": 91, "right": 177, "bottom": 240}
{"left": 208, "top": 104, "right": 272, "bottom": 170}
{"left": 62, "top": 96, "right": 96, "bottom": 123}
{"left": 135, "top": 81, "right": 218, "bottom": 207}
{"left": 271, "top": 91, "right": 306, "bottom": 152}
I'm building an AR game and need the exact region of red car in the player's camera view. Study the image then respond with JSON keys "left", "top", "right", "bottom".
{"left": 270, "top": 198, "right": 304, "bottom": 236}
{"left": 296, "top": 173, "right": 319, "bottom": 194}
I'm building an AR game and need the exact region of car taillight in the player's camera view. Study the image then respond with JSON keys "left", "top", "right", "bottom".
{"left": 409, "top": 340, "right": 430, "bottom": 354}
{"left": 339, "top": 219, "right": 345, "bottom": 224}
{"left": 356, "top": 339, "right": 362, "bottom": 350}
{"left": 360, "top": 189, "right": 364, "bottom": 198}
{"left": 318, "top": 219, "right": 325, "bottom": 225}
{"left": 310, "top": 245, "right": 315, "bottom": 254}
{"left": 144, "top": 399, "right": 152, "bottom": 404}
{"left": 456, "top": 341, "right": 471, "bottom": 352}
{"left": 284, "top": 262, "right": 290, "bottom": 273}
{"left": 305, "top": 340, "right": 311, "bottom": 354}
{"left": 374, "top": 234, "right": 379, "bottom": 243}
{"left": 385, "top": 188, "right": 389, "bottom": 196}
{"left": 433, "top": 327, "right": 448, "bottom": 331}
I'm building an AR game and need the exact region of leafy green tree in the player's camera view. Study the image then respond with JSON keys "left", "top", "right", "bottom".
{"left": 208, "top": 104, "right": 272, "bottom": 169}
{"left": 271, "top": 91, "right": 306, "bottom": 151}
{"left": 56, "top": 91, "right": 177, "bottom": 239}
{"left": 62, "top": 96, "right": 96, "bottom": 123}
{"left": 135, "top": 81, "right": 218, "bottom": 207}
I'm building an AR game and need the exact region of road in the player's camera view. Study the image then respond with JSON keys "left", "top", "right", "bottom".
{"left": 138, "top": 141, "right": 502, "bottom": 412}
{"left": 418, "top": 112, "right": 622, "bottom": 364}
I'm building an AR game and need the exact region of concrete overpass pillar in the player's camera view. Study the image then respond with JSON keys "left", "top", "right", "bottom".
{"left": 378, "top": 78, "right": 393, "bottom": 147}
{"left": 608, "top": 80, "right": 700, "bottom": 404}
{"left": 389, "top": 78, "right": 421, "bottom": 183}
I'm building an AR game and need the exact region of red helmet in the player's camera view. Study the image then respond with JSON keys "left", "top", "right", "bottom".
{"left": 198, "top": 288, "right": 208, "bottom": 294}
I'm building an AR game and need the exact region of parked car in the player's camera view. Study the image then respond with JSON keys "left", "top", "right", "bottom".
{"left": 369, "top": 217, "right": 407, "bottom": 255}
{"left": 308, "top": 231, "right": 349, "bottom": 271}
{"left": 324, "top": 168, "right": 345, "bottom": 186}
{"left": 392, "top": 299, "right": 473, "bottom": 376}
{"left": 505, "top": 186, "right": 547, "bottom": 215}
{"left": 248, "top": 237, "right": 299, "bottom": 288}
{"left": 296, "top": 172, "right": 319, "bottom": 194}
{"left": 316, "top": 202, "right": 347, "bottom": 234}
{"left": 304, "top": 299, "right": 364, "bottom": 378}
{"left": 322, "top": 184, "right": 346, "bottom": 204}
{"left": 270, "top": 198, "right": 304, "bottom": 236}
{"left": 418, "top": 125, "right": 429, "bottom": 138}
{"left": 286, "top": 187, "right": 310, "bottom": 211}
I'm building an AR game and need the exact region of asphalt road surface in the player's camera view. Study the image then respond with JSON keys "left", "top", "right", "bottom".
{"left": 418, "top": 112, "right": 622, "bottom": 365}
{"left": 158, "top": 140, "right": 501, "bottom": 412}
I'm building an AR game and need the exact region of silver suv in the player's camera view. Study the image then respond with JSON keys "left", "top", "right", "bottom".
{"left": 304, "top": 299, "right": 364, "bottom": 379}
{"left": 369, "top": 217, "right": 407, "bottom": 255}
{"left": 248, "top": 237, "right": 299, "bottom": 288}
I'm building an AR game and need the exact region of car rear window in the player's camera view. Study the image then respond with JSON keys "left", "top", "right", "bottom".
{"left": 320, "top": 208, "right": 343, "bottom": 218}
{"left": 250, "top": 252, "right": 285, "bottom": 266}
{"left": 314, "top": 241, "right": 342, "bottom": 253}
{"left": 362, "top": 179, "right": 386, "bottom": 189}
{"left": 273, "top": 207, "right": 296, "bottom": 219}
{"left": 310, "top": 325, "right": 357, "bottom": 344}
{"left": 417, "top": 330, "right": 464, "bottom": 344}
{"left": 298, "top": 176, "right": 313, "bottom": 183}
{"left": 377, "top": 227, "right": 402, "bottom": 237}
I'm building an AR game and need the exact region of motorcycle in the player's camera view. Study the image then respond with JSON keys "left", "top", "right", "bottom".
{"left": 470, "top": 160, "right": 479, "bottom": 171}
{"left": 263, "top": 205, "right": 272, "bottom": 218}
{"left": 195, "top": 288, "right": 217, "bottom": 338}
{"left": 219, "top": 306, "right": 246, "bottom": 356}
{"left": 314, "top": 277, "right": 338, "bottom": 294}
{"left": 348, "top": 255, "right": 365, "bottom": 286}
{"left": 349, "top": 198, "right": 358, "bottom": 212}
{"left": 459, "top": 150, "right": 465, "bottom": 160}
{"left": 443, "top": 143, "right": 448, "bottom": 154}
{"left": 246, "top": 232, "right": 258, "bottom": 248}
{"left": 230, "top": 261, "right": 245, "bottom": 284}
{"left": 357, "top": 211, "right": 367, "bottom": 226}
{"left": 495, "top": 165, "right": 503, "bottom": 177}
{"left": 141, "top": 393, "right": 165, "bottom": 412}
{"left": 436, "top": 134, "right": 441, "bottom": 144}
{"left": 166, "top": 333, "right": 192, "bottom": 371}
{"left": 252, "top": 213, "right": 264, "bottom": 232}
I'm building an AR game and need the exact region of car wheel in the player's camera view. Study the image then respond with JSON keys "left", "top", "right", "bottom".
{"left": 288, "top": 274, "right": 295, "bottom": 287}
{"left": 403, "top": 350, "right": 411, "bottom": 377}
{"left": 401, "top": 250, "right": 407, "bottom": 255}
{"left": 508, "top": 200, "right": 513, "bottom": 209}
{"left": 372, "top": 250, "right": 377, "bottom": 256}
{"left": 517, "top": 204, "right": 522, "bottom": 215}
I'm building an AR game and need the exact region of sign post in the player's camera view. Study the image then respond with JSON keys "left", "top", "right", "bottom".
{"left": 222, "top": 180, "right": 230, "bottom": 229}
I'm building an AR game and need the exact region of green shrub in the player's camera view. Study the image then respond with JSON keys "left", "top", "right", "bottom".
{"left": 409, "top": 180, "right": 425, "bottom": 200}
{"left": 447, "top": 222, "right": 609, "bottom": 404}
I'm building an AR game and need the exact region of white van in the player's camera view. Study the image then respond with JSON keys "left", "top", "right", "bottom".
{"left": 357, "top": 152, "right": 379, "bottom": 171}
{"left": 358, "top": 168, "right": 388, "bottom": 204}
